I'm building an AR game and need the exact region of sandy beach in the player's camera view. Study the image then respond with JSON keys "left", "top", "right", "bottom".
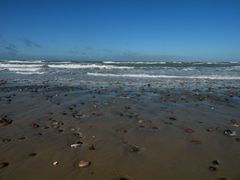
{"left": 0, "top": 76, "right": 240, "bottom": 180}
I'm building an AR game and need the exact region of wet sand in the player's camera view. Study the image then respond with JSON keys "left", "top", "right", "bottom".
{"left": 0, "top": 82, "right": 240, "bottom": 180}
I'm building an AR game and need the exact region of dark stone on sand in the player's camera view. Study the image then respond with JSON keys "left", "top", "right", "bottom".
{"left": 18, "top": 136, "right": 26, "bottom": 140}
{"left": 185, "top": 128, "right": 194, "bottom": 133}
{"left": 89, "top": 144, "right": 96, "bottom": 150}
{"left": 236, "top": 138, "right": 240, "bottom": 142}
{"left": 32, "top": 123, "right": 40, "bottom": 128}
{"left": 62, "top": 112, "right": 67, "bottom": 115}
{"left": 119, "top": 177, "right": 129, "bottom": 180}
{"left": 2, "top": 138, "right": 11, "bottom": 143}
{"left": 0, "top": 162, "right": 9, "bottom": 169}
{"left": 206, "top": 128, "right": 214, "bottom": 132}
{"left": 58, "top": 129, "right": 63, "bottom": 133}
{"left": 169, "top": 117, "right": 176, "bottom": 121}
{"left": 212, "top": 160, "right": 220, "bottom": 166}
{"left": 28, "top": 153, "right": 37, "bottom": 157}
{"left": 224, "top": 129, "right": 236, "bottom": 137}
{"left": 0, "top": 116, "right": 12, "bottom": 127}
{"left": 130, "top": 145, "right": 140, "bottom": 152}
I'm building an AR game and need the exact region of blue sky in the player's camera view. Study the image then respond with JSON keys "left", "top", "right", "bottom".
{"left": 0, "top": 0, "right": 240, "bottom": 61}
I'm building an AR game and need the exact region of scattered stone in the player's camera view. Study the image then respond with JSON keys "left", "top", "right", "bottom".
{"left": 70, "top": 142, "right": 82, "bottom": 148}
{"left": 185, "top": 128, "right": 194, "bottom": 133}
{"left": 28, "top": 153, "right": 37, "bottom": 157}
{"left": 73, "top": 132, "right": 83, "bottom": 137}
{"left": 209, "top": 160, "right": 220, "bottom": 172}
{"left": 206, "top": 128, "right": 214, "bottom": 132}
{"left": 89, "top": 144, "right": 96, "bottom": 150}
{"left": 62, "top": 112, "right": 67, "bottom": 115}
{"left": 138, "top": 120, "right": 145, "bottom": 128}
{"left": 119, "top": 177, "right": 129, "bottom": 180}
{"left": 32, "top": 123, "right": 40, "bottom": 128}
{"left": 130, "top": 145, "right": 140, "bottom": 152}
{"left": 169, "top": 117, "right": 176, "bottom": 121}
{"left": 78, "top": 160, "right": 91, "bottom": 168}
{"left": 190, "top": 140, "right": 202, "bottom": 144}
{"left": 58, "top": 129, "right": 63, "bottom": 133}
{"left": 50, "top": 120, "right": 62, "bottom": 129}
{"left": 0, "top": 162, "right": 9, "bottom": 169}
{"left": 53, "top": 161, "right": 59, "bottom": 166}
{"left": 212, "top": 160, "right": 220, "bottom": 166}
{"left": 2, "top": 138, "right": 11, "bottom": 143}
{"left": 0, "top": 116, "right": 12, "bottom": 127}
{"left": 224, "top": 129, "right": 236, "bottom": 137}
{"left": 18, "top": 136, "right": 26, "bottom": 140}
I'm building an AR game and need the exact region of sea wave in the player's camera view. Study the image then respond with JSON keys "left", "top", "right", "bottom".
{"left": 48, "top": 64, "right": 133, "bottom": 69}
{"left": 87, "top": 73, "right": 240, "bottom": 80}
{"left": 103, "top": 61, "right": 166, "bottom": 64}
{"left": 0, "top": 63, "right": 43, "bottom": 68}
{"left": 15, "top": 71, "right": 45, "bottom": 75}
{"left": 7, "top": 60, "right": 44, "bottom": 63}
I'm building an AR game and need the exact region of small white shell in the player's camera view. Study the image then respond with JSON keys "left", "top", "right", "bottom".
{"left": 78, "top": 160, "right": 91, "bottom": 168}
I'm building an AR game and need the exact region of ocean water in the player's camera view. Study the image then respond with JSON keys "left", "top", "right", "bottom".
{"left": 0, "top": 60, "right": 240, "bottom": 89}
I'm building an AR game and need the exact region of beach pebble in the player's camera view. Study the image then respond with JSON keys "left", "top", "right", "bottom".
{"left": 89, "top": 144, "right": 96, "bottom": 150}
{"left": 2, "top": 138, "right": 11, "bottom": 143}
{"left": 70, "top": 142, "right": 82, "bottom": 148}
{"left": 130, "top": 145, "right": 140, "bottom": 152}
{"left": 32, "top": 123, "right": 40, "bottom": 128}
{"left": 78, "top": 160, "right": 91, "bottom": 168}
{"left": 0, "top": 116, "right": 12, "bottom": 127}
{"left": 119, "top": 177, "right": 129, "bottom": 180}
{"left": 185, "top": 128, "right": 194, "bottom": 133}
{"left": 224, "top": 129, "right": 236, "bottom": 137}
{"left": 28, "top": 153, "right": 37, "bottom": 157}
{"left": 169, "top": 117, "right": 176, "bottom": 121}
{"left": 209, "top": 160, "right": 220, "bottom": 171}
{"left": 0, "top": 162, "right": 9, "bottom": 169}
{"left": 53, "top": 161, "right": 59, "bottom": 166}
{"left": 212, "top": 160, "right": 220, "bottom": 166}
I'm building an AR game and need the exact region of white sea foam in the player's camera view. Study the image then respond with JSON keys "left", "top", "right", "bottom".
{"left": 15, "top": 71, "right": 45, "bottom": 75}
{"left": 103, "top": 61, "right": 166, "bottom": 64}
{"left": 87, "top": 73, "right": 240, "bottom": 80}
{"left": 48, "top": 64, "right": 133, "bottom": 69}
{"left": 7, "top": 60, "right": 44, "bottom": 63}
{"left": 0, "top": 63, "right": 43, "bottom": 68}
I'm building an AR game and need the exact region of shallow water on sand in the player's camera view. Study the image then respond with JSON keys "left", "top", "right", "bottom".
{"left": 0, "top": 77, "right": 240, "bottom": 180}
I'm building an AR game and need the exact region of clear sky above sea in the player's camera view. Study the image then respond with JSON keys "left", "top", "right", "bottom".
{"left": 0, "top": 0, "right": 240, "bottom": 61}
